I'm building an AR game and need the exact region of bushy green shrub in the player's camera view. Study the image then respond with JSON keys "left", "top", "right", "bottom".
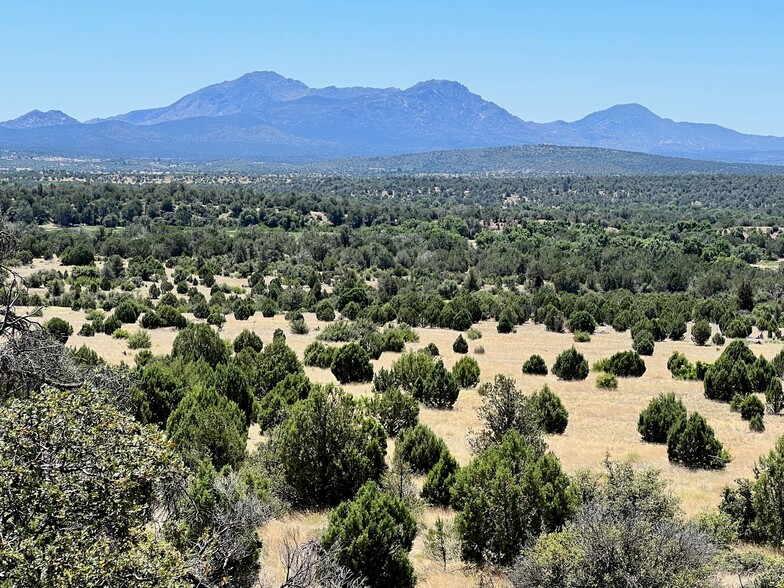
{"left": 396, "top": 424, "right": 449, "bottom": 474}
{"left": 421, "top": 453, "right": 459, "bottom": 507}
{"left": 364, "top": 387, "right": 419, "bottom": 437}
{"left": 632, "top": 329, "right": 655, "bottom": 356}
{"left": 552, "top": 347, "right": 589, "bottom": 381}
{"left": 127, "top": 330, "right": 152, "bottom": 350}
{"left": 568, "top": 310, "right": 596, "bottom": 334}
{"left": 667, "top": 351, "right": 697, "bottom": 380}
{"left": 303, "top": 340, "right": 336, "bottom": 368}
{"left": 171, "top": 323, "right": 230, "bottom": 368}
{"left": 522, "top": 354, "right": 548, "bottom": 375}
{"left": 331, "top": 342, "right": 373, "bottom": 384}
{"left": 638, "top": 392, "right": 687, "bottom": 443}
{"left": 691, "top": 319, "right": 712, "bottom": 346}
{"left": 233, "top": 328, "right": 263, "bottom": 354}
{"left": 77, "top": 322, "right": 95, "bottom": 337}
{"left": 452, "top": 335, "right": 468, "bottom": 354}
{"left": 604, "top": 350, "right": 646, "bottom": 377}
{"left": 596, "top": 373, "right": 618, "bottom": 389}
{"left": 530, "top": 385, "right": 568, "bottom": 434}
{"left": 44, "top": 317, "right": 73, "bottom": 344}
{"left": 704, "top": 340, "right": 756, "bottom": 402}
{"left": 322, "top": 482, "right": 417, "bottom": 588}
{"left": 740, "top": 395, "right": 765, "bottom": 421}
{"left": 667, "top": 412, "right": 729, "bottom": 469}
{"left": 572, "top": 331, "right": 591, "bottom": 343}
{"left": 417, "top": 360, "right": 460, "bottom": 409}
{"left": 452, "top": 356, "right": 480, "bottom": 388}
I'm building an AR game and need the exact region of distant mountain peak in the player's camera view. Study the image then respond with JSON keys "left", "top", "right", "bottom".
{"left": 1, "top": 109, "right": 80, "bottom": 129}
{"left": 408, "top": 79, "right": 471, "bottom": 94}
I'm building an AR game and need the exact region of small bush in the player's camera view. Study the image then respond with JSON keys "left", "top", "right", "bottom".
{"left": 289, "top": 317, "right": 310, "bottom": 335}
{"left": 44, "top": 317, "right": 73, "bottom": 344}
{"left": 749, "top": 414, "right": 765, "bottom": 432}
{"left": 522, "top": 354, "right": 548, "bottom": 376}
{"left": 691, "top": 320, "right": 712, "bottom": 346}
{"left": 365, "top": 387, "right": 419, "bottom": 437}
{"left": 568, "top": 310, "right": 596, "bottom": 334}
{"left": 604, "top": 350, "right": 646, "bottom": 377}
{"left": 418, "top": 360, "right": 460, "bottom": 409}
{"left": 739, "top": 395, "right": 765, "bottom": 421}
{"left": 530, "top": 385, "right": 568, "bottom": 434}
{"left": 712, "top": 332, "right": 726, "bottom": 346}
{"left": 573, "top": 331, "right": 591, "bottom": 343}
{"left": 638, "top": 392, "right": 687, "bottom": 443}
{"left": 304, "top": 341, "right": 336, "bottom": 369}
{"left": 667, "top": 351, "right": 697, "bottom": 380}
{"left": 331, "top": 342, "right": 373, "bottom": 384}
{"left": 466, "top": 327, "right": 482, "bottom": 340}
{"left": 233, "top": 329, "right": 263, "bottom": 354}
{"left": 452, "top": 356, "right": 480, "bottom": 388}
{"left": 596, "top": 373, "right": 618, "bottom": 389}
{"left": 632, "top": 329, "right": 655, "bottom": 356}
{"left": 667, "top": 412, "right": 729, "bottom": 469}
{"left": 452, "top": 335, "right": 468, "bottom": 354}
{"left": 423, "top": 342, "right": 440, "bottom": 356}
{"left": 372, "top": 367, "right": 397, "bottom": 394}
{"left": 421, "top": 453, "right": 459, "bottom": 507}
{"left": 396, "top": 424, "right": 449, "bottom": 474}
{"left": 552, "top": 347, "right": 589, "bottom": 381}
{"left": 315, "top": 301, "right": 336, "bottom": 322}
{"left": 474, "top": 345, "right": 485, "bottom": 355}
{"left": 112, "top": 329, "right": 130, "bottom": 340}
{"left": 127, "top": 330, "right": 152, "bottom": 350}
{"left": 77, "top": 322, "right": 95, "bottom": 337}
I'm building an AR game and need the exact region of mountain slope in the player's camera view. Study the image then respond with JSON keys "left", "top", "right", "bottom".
{"left": 1, "top": 72, "right": 784, "bottom": 164}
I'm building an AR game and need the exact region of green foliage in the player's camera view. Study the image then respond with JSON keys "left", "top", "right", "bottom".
{"left": 693, "top": 509, "right": 739, "bottom": 548}
{"left": 166, "top": 386, "right": 247, "bottom": 469}
{"left": 372, "top": 366, "right": 397, "bottom": 393}
{"left": 303, "top": 340, "right": 336, "bottom": 368}
{"left": 452, "top": 334, "right": 468, "bottom": 354}
{"left": 277, "top": 385, "right": 386, "bottom": 506}
{"left": 472, "top": 374, "right": 544, "bottom": 454}
{"left": 171, "top": 323, "right": 230, "bottom": 368}
{"left": 392, "top": 350, "right": 436, "bottom": 394}
{"left": 315, "top": 300, "right": 336, "bottom": 321}
{"left": 331, "top": 341, "right": 374, "bottom": 384}
{"left": 421, "top": 452, "right": 459, "bottom": 507}
{"left": 253, "top": 337, "right": 304, "bottom": 396}
{"left": 364, "top": 387, "right": 419, "bottom": 437}
{"left": 417, "top": 360, "right": 460, "bottom": 409}
{"left": 691, "top": 319, "right": 712, "bottom": 346}
{"left": 596, "top": 372, "right": 618, "bottom": 389}
{"left": 131, "top": 360, "right": 184, "bottom": 426}
{"left": 396, "top": 424, "right": 449, "bottom": 474}
{"left": 214, "top": 361, "right": 256, "bottom": 425}
{"left": 77, "top": 322, "right": 95, "bottom": 337}
{"left": 750, "top": 435, "right": 784, "bottom": 544}
{"left": 232, "top": 298, "right": 255, "bottom": 321}
{"left": 749, "top": 413, "right": 765, "bottom": 432}
{"left": 632, "top": 329, "right": 655, "bottom": 355}
{"left": 466, "top": 327, "right": 482, "bottom": 340}
{"left": 44, "top": 316, "right": 73, "bottom": 344}
{"left": 114, "top": 300, "right": 140, "bottom": 324}
{"left": 322, "top": 482, "right": 417, "bottom": 588}
{"left": 522, "top": 354, "right": 548, "bottom": 375}
{"left": 638, "top": 392, "right": 687, "bottom": 443}
{"left": 667, "top": 351, "right": 697, "bottom": 380}
{"left": 712, "top": 332, "right": 726, "bottom": 346}
{"left": 552, "top": 347, "right": 589, "bottom": 381}
{"left": 766, "top": 377, "right": 783, "bottom": 414}
{"left": 127, "top": 329, "right": 152, "bottom": 349}
{"left": 233, "top": 328, "right": 263, "bottom": 354}
{"left": 530, "top": 385, "right": 569, "bottom": 434}
{"left": 603, "top": 350, "right": 646, "bottom": 377}
{"left": 572, "top": 330, "right": 591, "bottom": 342}
{"left": 497, "top": 308, "right": 516, "bottom": 334}
{"left": 0, "top": 385, "right": 188, "bottom": 588}
{"left": 704, "top": 339, "right": 756, "bottom": 402}
{"left": 740, "top": 395, "right": 765, "bottom": 421}
{"left": 452, "top": 355, "right": 480, "bottom": 388}
{"left": 452, "top": 431, "right": 574, "bottom": 565}
{"left": 568, "top": 310, "right": 596, "bottom": 334}
{"left": 255, "top": 372, "right": 313, "bottom": 431}
{"left": 667, "top": 412, "right": 729, "bottom": 469}
{"left": 510, "top": 459, "right": 714, "bottom": 588}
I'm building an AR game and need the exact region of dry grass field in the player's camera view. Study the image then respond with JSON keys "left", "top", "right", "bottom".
{"left": 19, "top": 258, "right": 784, "bottom": 586}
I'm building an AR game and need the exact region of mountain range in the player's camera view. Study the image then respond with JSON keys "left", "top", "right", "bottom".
{"left": 1, "top": 71, "right": 783, "bottom": 165}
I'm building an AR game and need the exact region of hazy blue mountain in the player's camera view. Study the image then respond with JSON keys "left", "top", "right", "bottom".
{"left": 1, "top": 72, "right": 784, "bottom": 165}
{"left": 1, "top": 110, "right": 81, "bottom": 129}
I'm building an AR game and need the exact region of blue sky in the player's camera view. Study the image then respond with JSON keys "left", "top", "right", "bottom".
{"left": 2, "top": 1, "right": 783, "bottom": 135}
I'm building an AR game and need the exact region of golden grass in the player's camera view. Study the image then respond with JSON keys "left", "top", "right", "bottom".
{"left": 20, "top": 258, "right": 784, "bottom": 587}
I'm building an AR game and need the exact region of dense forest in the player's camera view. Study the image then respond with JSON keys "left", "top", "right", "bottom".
{"left": 2, "top": 171, "right": 784, "bottom": 587}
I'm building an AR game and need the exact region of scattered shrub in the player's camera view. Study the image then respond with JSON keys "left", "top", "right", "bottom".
{"left": 573, "top": 331, "right": 591, "bottom": 343}
{"left": 452, "top": 335, "right": 468, "bottom": 354}
{"left": 530, "top": 385, "right": 568, "bottom": 434}
{"left": 466, "top": 327, "right": 482, "bottom": 340}
{"left": 365, "top": 387, "right": 419, "bottom": 437}
{"left": 552, "top": 347, "right": 589, "bottom": 381}
{"left": 396, "top": 425, "right": 449, "bottom": 474}
{"left": 603, "top": 350, "right": 646, "bottom": 377}
{"left": 691, "top": 320, "right": 712, "bottom": 346}
{"left": 77, "top": 322, "right": 95, "bottom": 337}
{"left": 127, "top": 330, "right": 152, "bottom": 350}
{"left": 739, "top": 395, "right": 765, "bottom": 421}
{"left": 632, "top": 329, "right": 655, "bottom": 356}
{"left": 452, "top": 356, "right": 480, "bottom": 388}
{"left": 331, "top": 342, "right": 373, "bottom": 385}
{"left": 667, "top": 412, "right": 729, "bottom": 469}
{"left": 44, "top": 317, "right": 73, "bottom": 344}
{"left": 596, "top": 372, "right": 618, "bottom": 389}
{"left": 233, "top": 329, "right": 263, "bottom": 354}
{"left": 638, "top": 392, "right": 687, "bottom": 443}
{"left": 522, "top": 354, "right": 548, "bottom": 376}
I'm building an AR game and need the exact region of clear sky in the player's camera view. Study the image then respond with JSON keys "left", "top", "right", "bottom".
{"left": 2, "top": 1, "right": 783, "bottom": 135}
